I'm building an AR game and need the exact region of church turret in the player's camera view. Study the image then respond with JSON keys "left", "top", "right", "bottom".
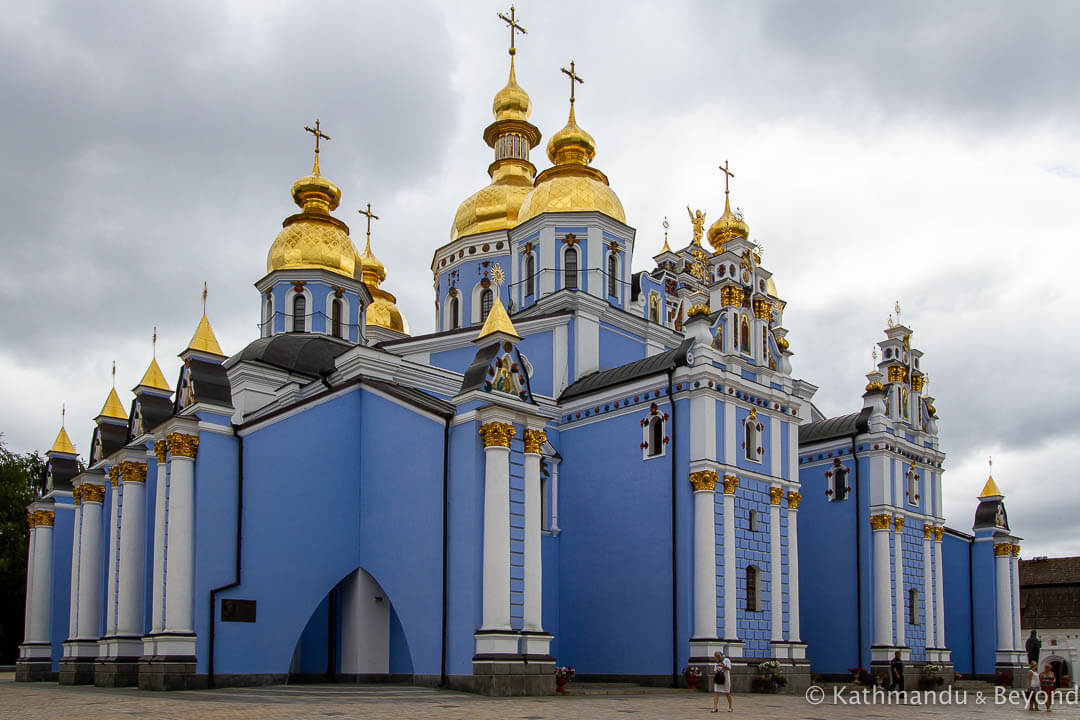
{"left": 45, "top": 408, "right": 79, "bottom": 494}
{"left": 356, "top": 203, "right": 408, "bottom": 342}
{"left": 129, "top": 329, "right": 174, "bottom": 440}
{"left": 88, "top": 365, "right": 129, "bottom": 467}
{"left": 176, "top": 287, "right": 232, "bottom": 416}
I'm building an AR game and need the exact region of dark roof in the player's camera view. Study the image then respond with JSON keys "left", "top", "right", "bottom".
{"left": 376, "top": 309, "right": 571, "bottom": 349}
{"left": 236, "top": 334, "right": 352, "bottom": 377}
{"left": 560, "top": 339, "right": 693, "bottom": 401}
{"left": 1021, "top": 558, "right": 1080, "bottom": 629}
{"left": 174, "top": 357, "right": 233, "bottom": 412}
{"left": 631, "top": 271, "right": 643, "bottom": 302}
{"left": 799, "top": 407, "right": 871, "bottom": 446}
{"left": 96, "top": 422, "right": 129, "bottom": 459}
{"left": 1021, "top": 557, "right": 1080, "bottom": 586}
{"left": 47, "top": 457, "right": 79, "bottom": 492}
{"left": 129, "top": 394, "right": 173, "bottom": 440}
{"left": 461, "top": 342, "right": 501, "bottom": 394}
{"left": 973, "top": 497, "right": 1009, "bottom": 531}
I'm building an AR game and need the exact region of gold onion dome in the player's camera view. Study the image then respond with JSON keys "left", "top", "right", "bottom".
{"left": 517, "top": 104, "right": 625, "bottom": 224}
{"left": 358, "top": 236, "right": 406, "bottom": 333}
{"left": 451, "top": 57, "right": 542, "bottom": 242}
{"left": 706, "top": 195, "right": 750, "bottom": 251}
{"left": 267, "top": 156, "right": 358, "bottom": 278}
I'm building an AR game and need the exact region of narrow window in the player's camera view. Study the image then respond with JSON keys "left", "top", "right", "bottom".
{"left": 746, "top": 566, "right": 759, "bottom": 611}
{"left": 744, "top": 418, "right": 760, "bottom": 462}
{"left": 540, "top": 460, "right": 550, "bottom": 531}
{"left": 480, "top": 288, "right": 493, "bottom": 320}
{"left": 648, "top": 416, "right": 663, "bottom": 457}
{"left": 607, "top": 253, "right": 618, "bottom": 297}
{"left": 649, "top": 294, "right": 659, "bottom": 323}
{"left": 740, "top": 315, "right": 751, "bottom": 353}
{"left": 749, "top": 509, "right": 759, "bottom": 532}
{"left": 762, "top": 326, "right": 768, "bottom": 358}
{"left": 564, "top": 247, "right": 578, "bottom": 290}
{"left": 331, "top": 298, "right": 343, "bottom": 338}
{"left": 831, "top": 465, "right": 849, "bottom": 501}
{"left": 292, "top": 294, "right": 306, "bottom": 333}
{"left": 450, "top": 296, "right": 460, "bottom": 330}
{"left": 525, "top": 254, "right": 535, "bottom": 298}
{"left": 908, "top": 588, "right": 919, "bottom": 625}
{"left": 262, "top": 297, "right": 272, "bottom": 337}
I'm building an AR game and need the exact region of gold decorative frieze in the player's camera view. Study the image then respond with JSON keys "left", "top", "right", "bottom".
{"left": 479, "top": 421, "right": 516, "bottom": 448}
{"left": 869, "top": 513, "right": 892, "bottom": 531}
{"left": 82, "top": 485, "right": 106, "bottom": 504}
{"left": 893, "top": 516, "right": 905, "bottom": 531}
{"left": 911, "top": 374, "right": 925, "bottom": 392}
{"left": 1011, "top": 544, "right": 1021, "bottom": 557}
{"left": 154, "top": 443, "right": 168, "bottom": 463}
{"left": 119, "top": 461, "right": 148, "bottom": 484}
{"left": 722, "top": 474, "right": 739, "bottom": 494}
{"left": 34, "top": 510, "right": 55, "bottom": 527}
{"left": 769, "top": 487, "right": 784, "bottom": 505}
{"left": 993, "top": 542, "right": 1013, "bottom": 557}
{"left": 720, "top": 285, "right": 744, "bottom": 308}
{"left": 787, "top": 490, "right": 801, "bottom": 509}
{"left": 687, "top": 303, "right": 710, "bottom": 318}
{"left": 887, "top": 365, "right": 908, "bottom": 384}
{"left": 27, "top": 512, "right": 36, "bottom": 529}
{"left": 108, "top": 467, "right": 121, "bottom": 487}
{"left": 933, "top": 526, "right": 944, "bottom": 542}
{"left": 689, "top": 470, "right": 718, "bottom": 492}
{"left": 753, "top": 298, "right": 773, "bottom": 320}
{"left": 523, "top": 429, "right": 547, "bottom": 454}
{"left": 73, "top": 486, "right": 83, "bottom": 505}
{"left": 167, "top": 432, "right": 200, "bottom": 459}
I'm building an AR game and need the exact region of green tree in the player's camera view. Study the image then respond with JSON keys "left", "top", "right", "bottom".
{"left": 0, "top": 438, "right": 46, "bottom": 663}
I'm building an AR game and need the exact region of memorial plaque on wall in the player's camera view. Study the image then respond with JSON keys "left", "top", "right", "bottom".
{"left": 221, "top": 599, "right": 257, "bottom": 622}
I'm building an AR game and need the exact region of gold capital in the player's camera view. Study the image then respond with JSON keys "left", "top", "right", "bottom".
{"left": 720, "top": 286, "right": 745, "bottom": 308}
{"left": 27, "top": 512, "right": 36, "bottom": 529}
{"left": 753, "top": 298, "right": 773, "bottom": 320}
{"left": 73, "top": 486, "right": 83, "bottom": 505}
{"left": 924, "top": 524, "right": 933, "bottom": 540}
{"left": 119, "top": 461, "right": 148, "bottom": 484}
{"left": 994, "top": 542, "right": 1013, "bottom": 557}
{"left": 689, "top": 471, "right": 718, "bottom": 492}
{"left": 869, "top": 513, "right": 892, "bottom": 531}
{"left": 933, "top": 526, "right": 944, "bottom": 542}
{"left": 786, "top": 490, "right": 801, "bottom": 509}
{"left": 722, "top": 474, "right": 739, "bottom": 495}
{"left": 167, "top": 432, "right": 200, "bottom": 459}
{"left": 479, "top": 421, "right": 516, "bottom": 448}
{"left": 893, "top": 516, "right": 905, "bottom": 532}
{"left": 523, "top": 429, "right": 547, "bottom": 455}
{"left": 769, "top": 487, "right": 784, "bottom": 505}
{"left": 1011, "top": 544, "right": 1021, "bottom": 558}
{"left": 82, "top": 485, "right": 106, "bottom": 504}
{"left": 34, "top": 510, "right": 55, "bottom": 527}
{"left": 108, "top": 466, "right": 121, "bottom": 487}
{"left": 154, "top": 443, "right": 168, "bottom": 463}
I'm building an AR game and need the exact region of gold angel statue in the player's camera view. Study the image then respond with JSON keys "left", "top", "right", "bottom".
{"left": 687, "top": 206, "right": 706, "bottom": 246}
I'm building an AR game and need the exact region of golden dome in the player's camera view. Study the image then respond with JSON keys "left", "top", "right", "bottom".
{"left": 357, "top": 235, "right": 406, "bottom": 333}
{"left": 186, "top": 313, "right": 225, "bottom": 356}
{"left": 979, "top": 475, "right": 1003, "bottom": 499}
{"left": 136, "top": 357, "right": 171, "bottom": 392}
{"left": 706, "top": 195, "right": 750, "bottom": 251}
{"left": 267, "top": 159, "right": 358, "bottom": 278}
{"left": 766, "top": 276, "right": 778, "bottom": 297}
{"left": 98, "top": 388, "right": 128, "bottom": 421}
{"left": 517, "top": 105, "right": 625, "bottom": 224}
{"left": 451, "top": 57, "right": 541, "bottom": 242}
{"left": 49, "top": 426, "right": 76, "bottom": 455}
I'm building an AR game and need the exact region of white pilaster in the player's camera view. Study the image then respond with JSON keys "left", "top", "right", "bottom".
{"left": 539, "top": 226, "right": 555, "bottom": 297}
{"left": 770, "top": 418, "right": 781, "bottom": 477}
{"left": 894, "top": 518, "right": 905, "bottom": 647}
{"left": 1010, "top": 550, "right": 1022, "bottom": 651}
{"left": 67, "top": 500, "right": 83, "bottom": 640}
{"left": 522, "top": 428, "right": 544, "bottom": 632}
{"left": 149, "top": 447, "right": 168, "bottom": 634}
{"left": 480, "top": 424, "right": 512, "bottom": 631}
{"left": 787, "top": 493, "right": 801, "bottom": 641}
{"left": 164, "top": 437, "right": 198, "bottom": 637}
{"left": 29, "top": 515, "right": 54, "bottom": 644}
{"left": 769, "top": 488, "right": 783, "bottom": 642}
{"left": 586, "top": 225, "right": 602, "bottom": 300}
{"left": 78, "top": 490, "right": 104, "bottom": 641}
{"left": 871, "top": 515, "right": 893, "bottom": 648}
{"left": 105, "top": 470, "right": 120, "bottom": 637}
{"left": 691, "top": 473, "right": 718, "bottom": 638}
{"left": 722, "top": 476, "right": 738, "bottom": 649}
{"left": 994, "top": 545, "right": 1012, "bottom": 652}
{"left": 23, "top": 522, "right": 36, "bottom": 642}
{"left": 724, "top": 402, "right": 736, "bottom": 465}
{"left": 933, "top": 531, "right": 946, "bottom": 650}
{"left": 116, "top": 463, "right": 147, "bottom": 638}
{"left": 574, "top": 313, "right": 599, "bottom": 378}
{"left": 923, "top": 530, "right": 935, "bottom": 649}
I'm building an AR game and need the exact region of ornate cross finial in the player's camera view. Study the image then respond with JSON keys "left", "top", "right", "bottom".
{"left": 561, "top": 60, "right": 584, "bottom": 104}
{"left": 663, "top": 216, "right": 669, "bottom": 241}
{"left": 61, "top": 403, "right": 66, "bottom": 427}
{"left": 719, "top": 159, "right": 735, "bottom": 197}
{"left": 989, "top": 456, "right": 993, "bottom": 473}
{"left": 303, "top": 119, "right": 331, "bottom": 174}
{"left": 497, "top": 5, "right": 526, "bottom": 56}
{"left": 152, "top": 326, "right": 157, "bottom": 358}
{"left": 894, "top": 299, "right": 902, "bottom": 324}
{"left": 111, "top": 360, "right": 116, "bottom": 388}
{"left": 202, "top": 281, "right": 208, "bottom": 315}
{"left": 358, "top": 203, "right": 379, "bottom": 249}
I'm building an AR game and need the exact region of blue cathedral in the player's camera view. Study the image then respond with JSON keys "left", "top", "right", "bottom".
{"left": 18, "top": 14, "right": 1029, "bottom": 695}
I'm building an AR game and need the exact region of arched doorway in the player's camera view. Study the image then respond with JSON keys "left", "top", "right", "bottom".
{"left": 289, "top": 568, "right": 393, "bottom": 681}
{"left": 1047, "top": 656, "right": 1069, "bottom": 688}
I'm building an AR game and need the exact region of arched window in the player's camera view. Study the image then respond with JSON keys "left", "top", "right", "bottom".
{"left": 908, "top": 588, "right": 920, "bottom": 625}
{"left": 649, "top": 294, "right": 659, "bottom": 323}
{"left": 607, "top": 253, "right": 618, "bottom": 297}
{"left": 744, "top": 415, "right": 761, "bottom": 462}
{"left": 564, "top": 247, "right": 578, "bottom": 290}
{"left": 480, "top": 288, "right": 494, "bottom": 320}
{"left": 740, "top": 315, "right": 751, "bottom": 353}
{"left": 450, "top": 295, "right": 460, "bottom": 330}
{"left": 331, "top": 298, "right": 343, "bottom": 338}
{"left": 292, "top": 294, "right": 306, "bottom": 333}
{"left": 262, "top": 296, "right": 272, "bottom": 337}
{"left": 746, "top": 566, "right": 760, "bottom": 611}
{"left": 643, "top": 413, "right": 666, "bottom": 459}
{"left": 748, "top": 509, "right": 759, "bottom": 532}
{"left": 525, "top": 253, "right": 535, "bottom": 298}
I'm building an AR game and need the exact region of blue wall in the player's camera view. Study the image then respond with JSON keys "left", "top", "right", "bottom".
{"left": 942, "top": 533, "right": 974, "bottom": 675}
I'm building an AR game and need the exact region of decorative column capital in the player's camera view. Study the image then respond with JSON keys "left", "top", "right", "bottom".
{"left": 479, "top": 421, "right": 516, "bottom": 448}
{"left": 154, "top": 442, "right": 168, "bottom": 463}
{"left": 893, "top": 516, "right": 905, "bottom": 532}
{"left": 722, "top": 474, "right": 739, "bottom": 494}
{"left": 119, "top": 461, "right": 148, "bottom": 484}
{"left": 768, "top": 487, "right": 784, "bottom": 505}
{"left": 27, "top": 511, "right": 36, "bottom": 529}
{"left": 82, "top": 484, "right": 107, "bottom": 504}
{"left": 869, "top": 513, "right": 892, "bottom": 531}
{"left": 786, "top": 490, "right": 801, "bottom": 509}
{"left": 933, "top": 526, "right": 945, "bottom": 541}
{"left": 993, "top": 542, "right": 1013, "bottom": 557}
{"left": 689, "top": 470, "right": 718, "bottom": 492}
{"left": 924, "top": 524, "right": 933, "bottom": 539}
{"left": 523, "top": 428, "right": 547, "bottom": 454}
{"left": 73, "top": 486, "right": 83, "bottom": 505}
{"left": 167, "top": 432, "right": 200, "bottom": 459}
{"left": 1011, "top": 544, "right": 1021, "bottom": 558}
{"left": 753, "top": 298, "right": 773, "bottom": 320}
{"left": 108, "top": 466, "right": 121, "bottom": 487}
{"left": 33, "top": 510, "right": 55, "bottom": 527}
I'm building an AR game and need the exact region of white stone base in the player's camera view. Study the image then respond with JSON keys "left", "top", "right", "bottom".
{"left": 996, "top": 649, "right": 1027, "bottom": 666}
{"left": 926, "top": 647, "right": 952, "bottom": 663}
{"left": 769, "top": 641, "right": 808, "bottom": 660}
{"left": 63, "top": 640, "right": 99, "bottom": 659}
{"left": 474, "top": 631, "right": 520, "bottom": 658}
{"left": 141, "top": 633, "right": 197, "bottom": 658}
{"left": 871, "top": 645, "right": 902, "bottom": 663}
{"left": 18, "top": 642, "right": 51, "bottom": 660}
{"left": 98, "top": 636, "right": 143, "bottom": 660}
{"left": 519, "top": 632, "right": 553, "bottom": 658}
{"left": 689, "top": 638, "right": 729, "bottom": 661}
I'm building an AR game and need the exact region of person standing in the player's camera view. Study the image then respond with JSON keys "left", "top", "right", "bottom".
{"left": 1040, "top": 662, "right": 1057, "bottom": 712}
{"left": 1028, "top": 661, "right": 1042, "bottom": 711}
{"left": 712, "top": 650, "right": 733, "bottom": 713}
{"left": 889, "top": 651, "right": 905, "bottom": 693}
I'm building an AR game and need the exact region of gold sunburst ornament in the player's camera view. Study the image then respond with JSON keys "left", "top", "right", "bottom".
{"left": 490, "top": 263, "right": 505, "bottom": 287}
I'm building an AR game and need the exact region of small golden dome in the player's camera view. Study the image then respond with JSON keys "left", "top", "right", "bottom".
{"left": 493, "top": 56, "right": 531, "bottom": 122}
{"left": 707, "top": 195, "right": 750, "bottom": 251}
{"left": 267, "top": 161, "right": 358, "bottom": 278}
{"left": 186, "top": 313, "right": 225, "bottom": 356}
{"left": 356, "top": 235, "right": 406, "bottom": 333}
{"left": 476, "top": 293, "right": 519, "bottom": 341}
{"left": 517, "top": 105, "right": 625, "bottom": 225}
{"left": 49, "top": 426, "right": 77, "bottom": 455}
{"left": 766, "top": 276, "right": 778, "bottom": 297}
{"left": 98, "top": 388, "right": 128, "bottom": 421}
{"left": 136, "top": 357, "right": 171, "bottom": 392}
{"left": 979, "top": 475, "right": 1003, "bottom": 498}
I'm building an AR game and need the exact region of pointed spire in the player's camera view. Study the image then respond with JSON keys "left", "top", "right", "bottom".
{"left": 98, "top": 387, "right": 128, "bottom": 421}
{"left": 978, "top": 456, "right": 1003, "bottom": 498}
{"left": 476, "top": 263, "right": 520, "bottom": 341}
{"left": 185, "top": 284, "right": 225, "bottom": 357}
{"left": 48, "top": 405, "right": 77, "bottom": 455}
{"left": 135, "top": 326, "right": 171, "bottom": 392}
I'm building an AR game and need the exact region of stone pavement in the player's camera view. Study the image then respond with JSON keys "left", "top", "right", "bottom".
{"left": 4, "top": 674, "right": 1080, "bottom": 720}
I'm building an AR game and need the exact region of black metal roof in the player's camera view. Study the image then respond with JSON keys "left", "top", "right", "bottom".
{"left": 174, "top": 358, "right": 233, "bottom": 411}
{"left": 236, "top": 334, "right": 352, "bottom": 377}
{"left": 631, "top": 271, "right": 643, "bottom": 302}
{"left": 460, "top": 342, "right": 501, "bottom": 394}
{"left": 798, "top": 407, "right": 872, "bottom": 446}
{"left": 129, "top": 394, "right": 173, "bottom": 440}
{"left": 96, "top": 422, "right": 129, "bottom": 459}
{"left": 973, "top": 497, "right": 1009, "bottom": 531}
{"left": 560, "top": 339, "right": 693, "bottom": 401}
{"left": 47, "top": 457, "right": 79, "bottom": 492}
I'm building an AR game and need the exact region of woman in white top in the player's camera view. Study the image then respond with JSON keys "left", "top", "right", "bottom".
{"left": 1027, "top": 660, "right": 1042, "bottom": 711}
{"left": 712, "top": 650, "right": 733, "bottom": 713}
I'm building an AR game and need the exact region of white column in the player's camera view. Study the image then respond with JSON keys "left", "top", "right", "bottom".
{"left": 479, "top": 422, "right": 513, "bottom": 631}
{"left": 104, "top": 468, "right": 121, "bottom": 636}
{"left": 549, "top": 458, "right": 560, "bottom": 533}
{"left": 994, "top": 543, "right": 1012, "bottom": 652}
{"left": 724, "top": 402, "right": 736, "bottom": 465}
{"left": 871, "top": 514, "right": 893, "bottom": 647}
{"left": 116, "top": 462, "right": 147, "bottom": 637}
{"left": 923, "top": 527, "right": 935, "bottom": 649}
{"left": 29, "top": 512, "right": 55, "bottom": 644}
{"left": 23, "top": 517, "right": 37, "bottom": 642}
{"left": 149, "top": 445, "right": 168, "bottom": 633}
{"left": 78, "top": 487, "right": 105, "bottom": 640}
{"left": 1010, "top": 547, "right": 1022, "bottom": 651}
{"left": 164, "top": 434, "right": 198, "bottom": 635}
{"left": 894, "top": 517, "right": 905, "bottom": 647}
{"left": 722, "top": 475, "right": 738, "bottom": 641}
{"left": 522, "top": 428, "right": 544, "bottom": 632}
{"left": 769, "top": 487, "right": 783, "bottom": 642}
{"left": 933, "top": 529, "right": 946, "bottom": 649}
{"left": 67, "top": 498, "right": 83, "bottom": 640}
{"left": 787, "top": 492, "right": 801, "bottom": 641}
{"left": 691, "top": 472, "right": 718, "bottom": 638}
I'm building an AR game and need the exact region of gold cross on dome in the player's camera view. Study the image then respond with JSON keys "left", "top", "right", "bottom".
{"left": 497, "top": 5, "right": 526, "bottom": 56}
{"left": 358, "top": 203, "right": 379, "bottom": 245}
{"left": 152, "top": 326, "right": 157, "bottom": 358}
{"left": 561, "top": 60, "right": 584, "bottom": 104}
{"left": 112, "top": 360, "right": 116, "bottom": 387}
{"left": 719, "top": 160, "right": 735, "bottom": 197}
{"left": 202, "top": 281, "right": 208, "bottom": 314}
{"left": 304, "top": 119, "right": 330, "bottom": 155}
{"left": 61, "top": 403, "right": 65, "bottom": 427}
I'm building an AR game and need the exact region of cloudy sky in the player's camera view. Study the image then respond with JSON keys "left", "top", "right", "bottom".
{"left": 1, "top": 1, "right": 1077, "bottom": 555}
